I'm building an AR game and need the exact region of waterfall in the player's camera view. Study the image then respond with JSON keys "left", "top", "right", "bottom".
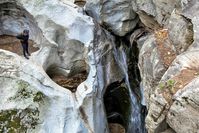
{"left": 113, "top": 45, "right": 142, "bottom": 133}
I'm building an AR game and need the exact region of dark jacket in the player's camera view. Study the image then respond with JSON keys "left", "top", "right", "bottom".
{"left": 16, "top": 34, "right": 29, "bottom": 45}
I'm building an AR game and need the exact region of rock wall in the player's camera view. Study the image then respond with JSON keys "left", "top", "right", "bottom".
{"left": 0, "top": 0, "right": 126, "bottom": 132}
{"left": 136, "top": 0, "right": 199, "bottom": 133}
{"left": 1, "top": 0, "right": 199, "bottom": 133}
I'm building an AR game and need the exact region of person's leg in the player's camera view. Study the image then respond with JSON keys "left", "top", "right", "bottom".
{"left": 25, "top": 43, "right": 30, "bottom": 56}
{"left": 22, "top": 44, "right": 29, "bottom": 59}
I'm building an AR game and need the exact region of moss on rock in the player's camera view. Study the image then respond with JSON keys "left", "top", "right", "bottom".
{"left": 33, "top": 92, "right": 45, "bottom": 103}
{"left": 9, "top": 80, "right": 46, "bottom": 103}
{"left": 0, "top": 108, "right": 40, "bottom": 132}
{"left": 0, "top": 79, "right": 47, "bottom": 132}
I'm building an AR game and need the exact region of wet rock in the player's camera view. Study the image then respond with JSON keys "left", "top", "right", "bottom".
{"left": 91, "top": 21, "right": 142, "bottom": 132}
{"left": 104, "top": 80, "right": 131, "bottom": 129}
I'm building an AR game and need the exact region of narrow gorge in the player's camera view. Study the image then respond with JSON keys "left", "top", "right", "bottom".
{"left": 0, "top": 0, "right": 199, "bottom": 133}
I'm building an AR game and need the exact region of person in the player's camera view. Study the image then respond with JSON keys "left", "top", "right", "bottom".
{"left": 16, "top": 29, "right": 30, "bottom": 59}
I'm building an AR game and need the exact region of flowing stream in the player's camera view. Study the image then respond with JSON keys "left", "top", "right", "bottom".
{"left": 113, "top": 45, "right": 142, "bottom": 133}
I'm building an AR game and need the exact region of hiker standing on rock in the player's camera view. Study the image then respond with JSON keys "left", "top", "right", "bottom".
{"left": 16, "top": 29, "right": 30, "bottom": 59}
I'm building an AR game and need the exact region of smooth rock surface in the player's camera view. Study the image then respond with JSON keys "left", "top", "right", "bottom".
{"left": 0, "top": 0, "right": 105, "bottom": 132}
{"left": 0, "top": 50, "right": 76, "bottom": 133}
{"left": 0, "top": 0, "right": 129, "bottom": 132}
{"left": 17, "top": 0, "right": 93, "bottom": 74}
{"left": 85, "top": 0, "right": 139, "bottom": 36}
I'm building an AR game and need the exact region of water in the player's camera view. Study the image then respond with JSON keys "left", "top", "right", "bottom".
{"left": 113, "top": 45, "right": 142, "bottom": 133}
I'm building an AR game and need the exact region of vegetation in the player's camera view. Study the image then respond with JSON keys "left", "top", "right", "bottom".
{"left": 167, "top": 79, "right": 175, "bottom": 88}
{"left": 158, "top": 79, "right": 176, "bottom": 91}
{"left": 9, "top": 80, "right": 45, "bottom": 103}
{"left": 0, "top": 108, "right": 39, "bottom": 132}
{"left": 33, "top": 92, "right": 45, "bottom": 103}
{"left": 0, "top": 80, "right": 46, "bottom": 132}
{"left": 159, "top": 82, "right": 165, "bottom": 90}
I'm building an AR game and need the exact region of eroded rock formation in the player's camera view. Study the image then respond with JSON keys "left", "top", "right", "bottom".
{"left": 85, "top": 0, "right": 139, "bottom": 36}
{"left": 0, "top": 0, "right": 132, "bottom": 132}
{"left": 1, "top": 0, "right": 199, "bottom": 133}
{"left": 136, "top": 0, "right": 199, "bottom": 133}
{"left": 0, "top": 0, "right": 103, "bottom": 132}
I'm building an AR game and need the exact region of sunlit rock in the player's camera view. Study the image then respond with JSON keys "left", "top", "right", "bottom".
{"left": 137, "top": 1, "right": 199, "bottom": 132}
{"left": 0, "top": 50, "right": 76, "bottom": 133}
{"left": 0, "top": 0, "right": 129, "bottom": 132}
{"left": 85, "top": 0, "right": 139, "bottom": 36}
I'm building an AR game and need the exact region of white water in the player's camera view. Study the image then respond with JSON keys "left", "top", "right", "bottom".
{"left": 113, "top": 46, "right": 142, "bottom": 133}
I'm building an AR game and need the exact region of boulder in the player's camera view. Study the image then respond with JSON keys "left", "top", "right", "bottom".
{"left": 85, "top": 0, "right": 139, "bottom": 36}
{"left": 144, "top": 50, "right": 199, "bottom": 132}
{"left": 138, "top": 29, "right": 177, "bottom": 107}
{"left": 0, "top": 50, "right": 77, "bottom": 133}
{"left": 138, "top": 24, "right": 199, "bottom": 132}
{"left": 136, "top": 0, "right": 199, "bottom": 132}
{"left": 133, "top": 0, "right": 181, "bottom": 26}
{"left": 167, "top": 77, "right": 199, "bottom": 133}
{"left": 166, "top": 10, "right": 193, "bottom": 54}
{"left": 181, "top": 0, "right": 199, "bottom": 50}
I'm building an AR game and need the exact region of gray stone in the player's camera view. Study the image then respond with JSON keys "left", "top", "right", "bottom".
{"left": 85, "top": 0, "right": 139, "bottom": 36}
{"left": 138, "top": 34, "right": 170, "bottom": 106}
{"left": 133, "top": 0, "right": 181, "bottom": 26}
{"left": 166, "top": 10, "right": 193, "bottom": 54}
{"left": 143, "top": 49, "right": 199, "bottom": 132}
{"left": 0, "top": 0, "right": 128, "bottom": 132}
{"left": 0, "top": 0, "right": 43, "bottom": 45}
{"left": 160, "top": 51, "right": 199, "bottom": 133}
{"left": 181, "top": 0, "right": 199, "bottom": 51}
{"left": 167, "top": 78, "right": 199, "bottom": 133}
